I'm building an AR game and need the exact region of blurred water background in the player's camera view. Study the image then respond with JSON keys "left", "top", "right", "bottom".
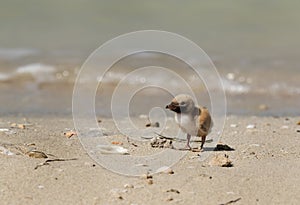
{"left": 0, "top": 0, "right": 299, "bottom": 116}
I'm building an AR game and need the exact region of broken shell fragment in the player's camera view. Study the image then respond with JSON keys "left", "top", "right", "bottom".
{"left": 145, "top": 122, "right": 160, "bottom": 127}
{"left": 96, "top": 145, "right": 129, "bottom": 155}
{"left": 26, "top": 150, "right": 48, "bottom": 158}
{"left": 10, "top": 123, "right": 26, "bottom": 129}
{"left": 64, "top": 131, "right": 77, "bottom": 138}
{"left": 111, "top": 141, "right": 123, "bottom": 145}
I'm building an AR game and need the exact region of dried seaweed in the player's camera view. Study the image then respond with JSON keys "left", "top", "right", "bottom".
{"left": 34, "top": 158, "right": 78, "bottom": 170}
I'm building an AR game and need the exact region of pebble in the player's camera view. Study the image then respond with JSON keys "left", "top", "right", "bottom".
{"left": 145, "top": 122, "right": 160, "bottom": 127}
{"left": 246, "top": 124, "right": 256, "bottom": 129}
{"left": 37, "top": 185, "right": 44, "bottom": 189}
{"left": 157, "top": 166, "right": 174, "bottom": 174}
{"left": 147, "top": 179, "right": 153, "bottom": 185}
{"left": 230, "top": 124, "right": 238, "bottom": 128}
{"left": 166, "top": 196, "right": 173, "bottom": 201}
{"left": 110, "top": 188, "right": 126, "bottom": 200}
{"left": 209, "top": 154, "right": 233, "bottom": 167}
{"left": 124, "top": 184, "right": 134, "bottom": 189}
{"left": 165, "top": 168, "right": 174, "bottom": 175}
{"left": 141, "top": 173, "right": 153, "bottom": 179}
{"left": 281, "top": 125, "right": 289, "bottom": 129}
{"left": 297, "top": 121, "right": 300, "bottom": 125}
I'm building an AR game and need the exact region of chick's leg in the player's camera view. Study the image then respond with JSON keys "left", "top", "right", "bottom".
{"left": 179, "top": 134, "right": 192, "bottom": 150}
{"left": 200, "top": 135, "right": 206, "bottom": 151}
{"left": 186, "top": 134, "right": 191, "bottom": 149}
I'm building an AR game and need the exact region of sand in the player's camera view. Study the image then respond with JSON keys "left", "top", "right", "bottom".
{"left": 0, "top": 116, "right": 300, "bottom": 205}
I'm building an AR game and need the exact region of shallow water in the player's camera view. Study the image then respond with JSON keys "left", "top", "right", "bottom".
{"left": 0, "top": 1, "right": 299, "bottom": 116}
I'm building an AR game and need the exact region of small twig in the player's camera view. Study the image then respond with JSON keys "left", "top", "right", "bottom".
{"left": 154, "top": 132, "right": 178, "bottom": 141}
{"left": 34, "top": 158, "right": 78, "bottom": 170}
{"left": 166, "top": 189, "right": 180, "bottom": 194}
{"left": 153, "top": 132, "right": 212, "bottom": 143}
{"left": 219, "top": 197, "right": 242, "bottom": 205}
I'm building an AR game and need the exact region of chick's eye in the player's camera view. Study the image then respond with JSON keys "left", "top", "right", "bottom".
{"left": 180, "top": 102, "right": 186, "bottom": 106}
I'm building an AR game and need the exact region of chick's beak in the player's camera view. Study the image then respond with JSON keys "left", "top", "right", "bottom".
{"left": 165, "top": 102, "right": 178, "bottom": 111}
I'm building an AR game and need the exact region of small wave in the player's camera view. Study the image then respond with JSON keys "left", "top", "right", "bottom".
{"left": 221, "top": 78, "right": 250, "bottom": 94}
{"left": 0, "top": 63, "right": 56, "bottom": 83}
{"left": 16, "top": 63, "right": 56, "bottom": 83}
{"left": 16, "top": 63, "right": 55, "bottom": 74}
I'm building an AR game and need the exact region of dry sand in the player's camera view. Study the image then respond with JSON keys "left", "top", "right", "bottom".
{"left": 1, "top": 116, "right": 300, "bottom": 205}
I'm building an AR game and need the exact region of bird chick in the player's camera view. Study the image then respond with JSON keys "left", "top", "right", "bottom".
{"left": 166, "top": 94, "right": 212, "bottom": 151}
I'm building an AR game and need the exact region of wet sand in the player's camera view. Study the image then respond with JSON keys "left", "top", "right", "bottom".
{"left": 1, "top": 116, "right": 300, "bottom": 204}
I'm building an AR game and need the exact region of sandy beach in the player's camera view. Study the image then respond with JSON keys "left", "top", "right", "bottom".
{"left": 1, "top": 1, "right": 300, "bottom": 204}
{"left": 1, "top": 115, "right": 299, "bottom": 205}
